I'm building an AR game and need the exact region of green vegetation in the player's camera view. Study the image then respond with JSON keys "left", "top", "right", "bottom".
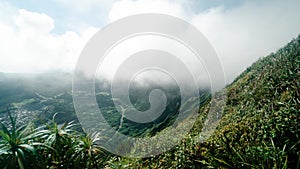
{"left": 0, "top": 35, "right": 299, "bottom": 168}
{"left": 96, "top": 84, "right": 185, "bottom": 137}
{"left": 0, "top": 110, "right": 109, "bottom": 169}
{"left": 0, "top": 110, "right": 47, "bottom": 169}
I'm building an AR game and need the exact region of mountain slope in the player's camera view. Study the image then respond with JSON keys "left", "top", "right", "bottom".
{"left": 113, "top": 35, "right": 300, "bottom": 168}
{"left": 207, "top": 35, "right": 300, "bottom": 168}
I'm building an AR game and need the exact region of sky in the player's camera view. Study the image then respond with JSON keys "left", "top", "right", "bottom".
{"left": 0, "top": 0, "right": 299, "bottom": 83}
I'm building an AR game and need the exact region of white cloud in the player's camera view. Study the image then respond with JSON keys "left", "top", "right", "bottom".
{"left": 14, "top": 9, "right": 54, "bottom": 34}
{"left": 108, "top": 0, "right": 185, "bottom": 22}
{"left": 191, "top": 0, "right": 300, "bottom": 82}
{"left": 53, "top": 0, "right": 113, "bottom": 13}
{"left": 0, "top": 0, "right": 299, "bottom": 84}
{"left": 107, "top": 0, "right": 300, "bottom": 83}
{"left": 0, "top": 9, "right": 98, "bottom": 73}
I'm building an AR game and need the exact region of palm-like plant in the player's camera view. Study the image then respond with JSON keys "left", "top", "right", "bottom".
{"left": 71, "top": 132, "right": 107, "bottom": 169}
{"left": 45, "top": 113, "right": 75, "bottom": 146}
{"left": 0, "top": 110, "right": 48, "bottom": 169}
{"left": 44, "top": 113, "right": 76, "bottom": 168}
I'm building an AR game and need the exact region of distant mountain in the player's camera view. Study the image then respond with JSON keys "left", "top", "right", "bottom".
{"left": 0, "top": 71, "right": 210, "bottom": 137}
{"left": 0, "top": 72, "right": 72, "bottom": 109}
{"left": 0, "top": 72, "right": 75, "bottom": 126}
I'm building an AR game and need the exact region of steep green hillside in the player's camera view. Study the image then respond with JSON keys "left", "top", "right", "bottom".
{"left": 110, "top": 36, "right": 300, "bottom": 168}
{"left": 209, "top": 35, "right": 300, "bottom": 168}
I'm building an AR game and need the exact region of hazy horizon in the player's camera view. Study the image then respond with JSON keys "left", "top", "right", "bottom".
{"left": 0, "top": 0, "right": 300, "bottom": 84}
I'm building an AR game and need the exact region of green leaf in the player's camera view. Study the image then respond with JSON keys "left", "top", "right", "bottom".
{"left": 15, "top": 150, "right": 25, "bottom": 169}
{"left": 19, "top": 144, "right": 35, "bottom": 154}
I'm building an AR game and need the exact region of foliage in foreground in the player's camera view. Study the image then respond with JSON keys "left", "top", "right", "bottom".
{"left": 0, "top": 111, "right": 109, "bottom": 169}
